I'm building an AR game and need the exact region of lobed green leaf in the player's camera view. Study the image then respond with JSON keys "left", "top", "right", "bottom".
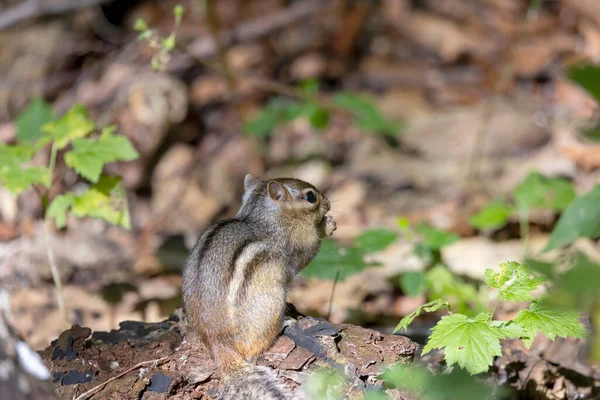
{"left": 514, "top": 302, "right": 586, "bottom": 348}
{"left": 42, "top": 104, "right": 95, "bottom": 150}
{"left": 484, "top": 261, "right": 546, "bottom": 302}
{"left": 422, "top": 312, "right": 510, "bottom": 374}
{"left": 65, "top": 125, "right": 139, "bottom": 183}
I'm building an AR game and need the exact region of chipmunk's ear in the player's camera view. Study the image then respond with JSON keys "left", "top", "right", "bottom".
{"left": 268, "top": 181, "right": 288, "bottom": 201}
{"left": 244, "top": 174, "right": 261, "bottom": 192}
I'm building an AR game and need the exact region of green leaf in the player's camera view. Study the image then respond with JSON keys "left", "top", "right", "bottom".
{"left": 354, "top": 229, "right": 398, "bottom": 253}
{"left": 46, "top": 176, "right": 132, "bottom": 229}
{"left": 523, "top": 258, "right": 555, "bottom": 278}
{"left": 545, "top": 185, "right": 600, "bottom": 251}
{"left": 309, "top": 107, "right": 329, "bottom": 129}
{"left": 15, "top": 97, "right": 55, "bottom": 144}
{"left": 363, "top": 392, "right": 389, "bottom": 400}
{"left": 134, "top": 17, "right": 148, "bottom": 32}
{"left": 174, "top": 5, "right": 184, "bottom": 20}
{"left": 397, "top": 216, "right": 410, "bottom": 230}
{"left": 426, "top": 265, "right": 483, "bottom": 315}
{"left": 162, "top": 33, "right": 176, "bottom": 52}
{"left": 71, "top": 176, "right": 131, "bottom": 229}
{"left": 422, "top": 312, "right": 509, "bottom": 374}
{"left": 514, "top": 302, "right": 586, "bottom": 348}
{"left": 513, "top": 172, "right": 576, "bottom": 212}
{"left": 302, "top": 239, "right": 372, "bottom": 281}
{"left": 65, "top": 125, "right": 139, "bottom": 183}
{"left": 0, "top": 144, "right": 50, "bottom": 194}
{"left": 383, "top": 364, "right": 497, "bottom": 400}
{"left": 393, "top": 299, "right": 450, "bottom": 333}
{"left": 489, "top": 320, "right": 527, "bottom": 338}
{"left": 332, "top": 93, "right": 402, "bottom": 136}
{"left": 399, "top": 270, "right": 427, "bottom": 296}
{"left": 416, "top": 222, "right": 459, "bottom": 250}
{"left": 46, "top": 194, "right": 76, "bottom": 228}
{"left": 567, "top": 64, "right": 600, "bottom": 103}
{"left": 42, "top": 104, "right": 95, "bottom": 150}
{"left": 138, "top": 29, "right": 154, "bottom": 41}
{"left": 484, "top": 261, "right": 546, "bottom": 302}
{"left": 299, "top": 79, "right": 320, "bottom": 97}
{"left": 303, "top": 367, "right": 346, "bottom": 400}
{"left": 469, "top": 199, "right": 513, "bottom": 230}
{"left": 547, "top": 253, "right": 600, "bottom": 308}
{"left": 0, "top": 166, "right": 50, "bottom": 194}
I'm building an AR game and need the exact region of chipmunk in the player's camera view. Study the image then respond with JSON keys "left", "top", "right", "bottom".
{"left": 182, "top": 174, "right": 336, "bottom": 400}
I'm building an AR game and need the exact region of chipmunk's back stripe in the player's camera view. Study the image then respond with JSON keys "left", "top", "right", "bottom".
{"left": 197, "top": 219, "right": 236, "bottom": 265}
{"left": 236, "top": 249, "right": 269, "bottom": 305}
{"left": 224, "top": 239, "right": 253, "bottom": 285}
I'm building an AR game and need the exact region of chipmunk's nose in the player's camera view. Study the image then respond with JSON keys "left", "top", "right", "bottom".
{"left": 323, "top": 198, "right": 331, "bottom": 212}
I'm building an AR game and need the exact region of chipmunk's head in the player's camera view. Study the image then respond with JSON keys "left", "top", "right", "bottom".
{"left": 239, "top": 174, "right": 331, "bottom": 228}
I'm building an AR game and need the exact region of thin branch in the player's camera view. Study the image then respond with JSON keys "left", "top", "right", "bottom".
{"left": 0, "top": 0, "right": 111, "bottom": 31}
{"left": 73, "top": 356, "right": 169, "bottom": 400}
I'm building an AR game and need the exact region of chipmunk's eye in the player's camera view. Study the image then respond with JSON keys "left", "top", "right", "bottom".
{"left": 305, "top": 190, "right": 317, "bottom": 204}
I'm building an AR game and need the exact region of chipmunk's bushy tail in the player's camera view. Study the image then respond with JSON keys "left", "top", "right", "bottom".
{"left": 220, "top": 365, "right": 289, "bottom": 400}
{"left": 215, "top": 345, "right": 290, "bottom": 400}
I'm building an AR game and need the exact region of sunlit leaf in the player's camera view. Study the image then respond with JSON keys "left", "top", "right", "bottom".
{"left": 422, "top": 312, "right": 509, "bottom": 374}
{"left": 0, "top": 144, "right": 50, "bottom": 194}
{"left": 514, "top": 302, "right": 586, "bottom": 348}
{"left": 46, "top": 194, "right": 76, "bottom": 228}
{"left": 65, "top": 125, "right": 139, "bottom": 183}
{"left": 484, "top": 261, "right": 546, "bottom": 302}
{"left": 42, "top": 104, "right": 95, "bottom": 150}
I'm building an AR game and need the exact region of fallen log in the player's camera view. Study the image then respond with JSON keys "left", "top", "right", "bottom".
{"left": 40, "top": 311, "right": 417, "bottom": 399}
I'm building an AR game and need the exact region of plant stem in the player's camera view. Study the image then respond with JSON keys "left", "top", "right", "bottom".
{"left": 43, "top": 220, "right": 68, "bottom": 326}
{"left": 519, "top": 205, "right": 530, "bottom": 256}
{"left": 45, "top": 141, "right": 68, "bottom": 326}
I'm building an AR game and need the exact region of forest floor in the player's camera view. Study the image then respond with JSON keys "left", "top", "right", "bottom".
{"left": 1, "top": 0, "right": 600, "bottom": 398}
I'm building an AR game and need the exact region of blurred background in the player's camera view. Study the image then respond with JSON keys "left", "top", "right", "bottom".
{"left": 1, "top": 0, "right": 600, "bottom": 377}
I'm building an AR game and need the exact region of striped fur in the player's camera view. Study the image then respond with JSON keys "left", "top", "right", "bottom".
{"left": 182, "top": 175, "right": 334, "bottom": 399}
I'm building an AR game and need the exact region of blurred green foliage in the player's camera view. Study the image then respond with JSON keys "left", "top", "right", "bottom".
{"left": 244, "top": 80, "right": 403, "bottom": 138}
{"left": 0, "top": 99, "right": 138, "bottom": 229}
{"left": 469, "top": 172, "right": 576, "bottom": 231}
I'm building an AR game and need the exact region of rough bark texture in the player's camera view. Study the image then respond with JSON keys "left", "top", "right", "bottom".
{"left": 40, "top": 311, "right": 417, "bottom": 399}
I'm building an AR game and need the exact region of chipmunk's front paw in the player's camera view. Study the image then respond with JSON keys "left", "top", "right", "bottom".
{"left": 325, "top": 214, "right": 336, "bottom": 237}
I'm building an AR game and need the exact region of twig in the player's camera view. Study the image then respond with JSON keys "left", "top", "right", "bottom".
{"left": 326, "top": 270, "right": 340, "bottom": 321}
{"left": 73, "top": 356, "right": 169, "bottom": 400}
{"left": 0, "top": 0, "right": 111, "bottom": 31}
